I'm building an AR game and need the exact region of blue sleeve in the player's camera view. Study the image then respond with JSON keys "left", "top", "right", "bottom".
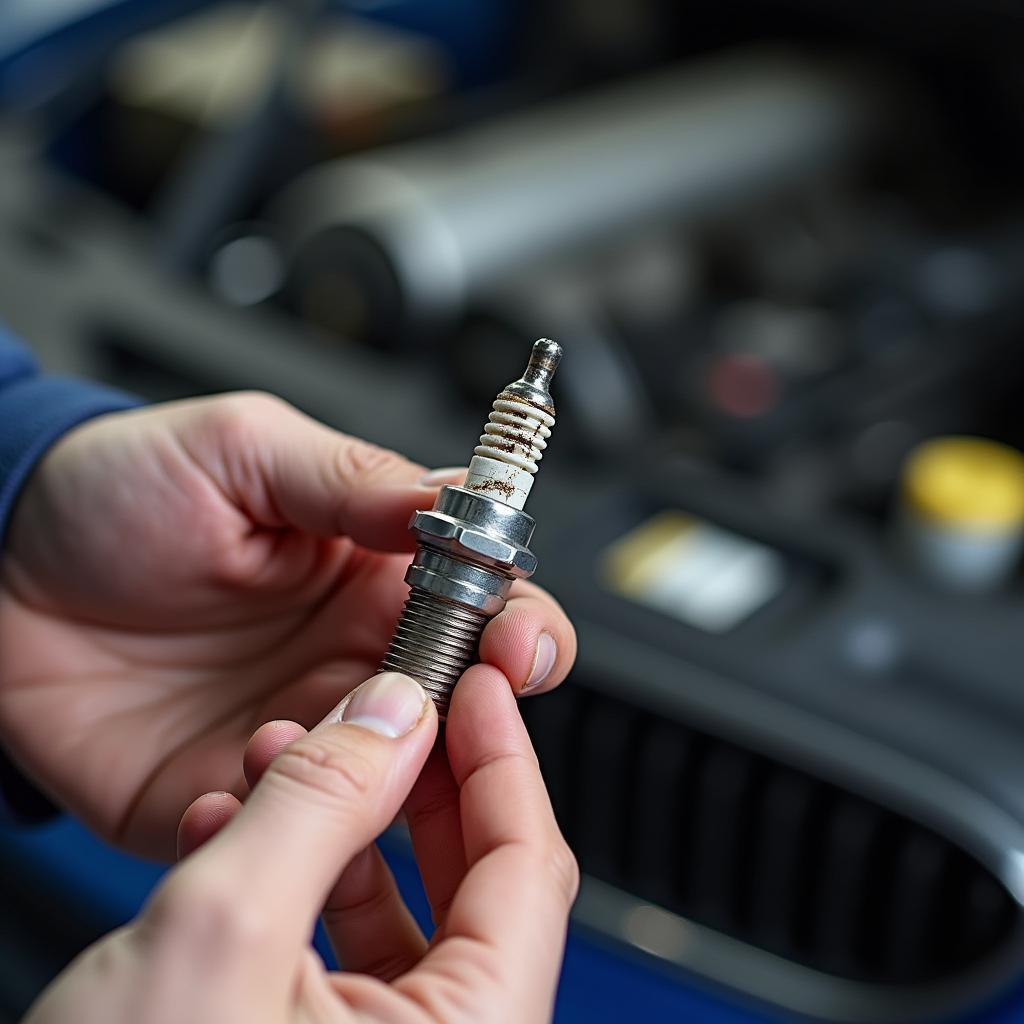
{"left": 0, "top": 327, "right": 140, "bottom": 824}
{"left": 0, "top": 327, "right": 139, "bottom": 543}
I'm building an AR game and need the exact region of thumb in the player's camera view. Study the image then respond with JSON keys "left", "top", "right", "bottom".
{"left": 163, "top": 672, "right": 435, "bottom": 954}
{"left": 188, "top": 393, "right": 437, "bottom": 550}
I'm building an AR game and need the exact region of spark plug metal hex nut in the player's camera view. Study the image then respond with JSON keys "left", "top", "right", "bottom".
{"left": 410, "top": 506, "right": 538, "bottom": 576}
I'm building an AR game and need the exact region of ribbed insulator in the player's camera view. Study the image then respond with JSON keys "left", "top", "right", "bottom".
{"left": 380, "top": 587, "right": 489, "bottom": 716}
{"left": 473, "top": 395, "right": 555, "bottom": 474}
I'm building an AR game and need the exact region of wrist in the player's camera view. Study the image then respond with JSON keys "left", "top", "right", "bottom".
{"left": 0, "top": 374, "right": 139, "bottom": 549}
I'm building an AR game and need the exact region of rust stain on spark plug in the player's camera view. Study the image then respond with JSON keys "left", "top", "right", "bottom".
{"left": 468, "top": 478, "right": 517, "bottom": 500}
{"left": 485, "top": 436, "right": 520, "bottom": 454}
{"left": 497, "top": 390, "right": 554, "bottom": 416}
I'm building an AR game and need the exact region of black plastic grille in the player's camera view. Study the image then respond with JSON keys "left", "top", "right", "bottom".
{"left": 520, "top": 681, "right": 1017, "bottom": 985}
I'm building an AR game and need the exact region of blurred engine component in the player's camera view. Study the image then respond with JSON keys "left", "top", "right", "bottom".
{"left": 273, "top": 48, "right": 887, "bottom": 347}
{"left": 895, "top": 436, "right": 1024, "bottom": 593}
{"left": 601, "top": 509, "right": 787, "bottom": 633}
{"left": 108, "top": 4, "right": 449, "bottom": 139}
{"left": 123, "top": 2, "right": 451, "bottom": 273}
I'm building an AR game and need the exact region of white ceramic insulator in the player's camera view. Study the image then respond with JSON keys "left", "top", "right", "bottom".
{"left": 464, "top": 455, "right": 534, "bottom": 510}
{"left": 474, "top": 398, "right": 554, "bottom": 473}
{"left": 465, "top": 397, "right": 555, "bottom": 510}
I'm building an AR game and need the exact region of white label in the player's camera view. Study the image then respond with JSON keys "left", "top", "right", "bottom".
{"left": 602, "top": 511, "right": 785, "bottom": 633}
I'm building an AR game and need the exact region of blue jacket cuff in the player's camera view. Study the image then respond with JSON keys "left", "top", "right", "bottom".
{"left": 0, "top": 374, "right": 140, "bottom": 545}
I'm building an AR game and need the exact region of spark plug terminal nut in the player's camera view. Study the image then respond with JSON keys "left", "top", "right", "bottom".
{"left": 381, "top": 339, "right": 561, "bottom": 715}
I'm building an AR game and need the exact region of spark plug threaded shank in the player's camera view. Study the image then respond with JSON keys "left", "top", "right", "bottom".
{"left": 381, "top": 588, "right": 488, "bottom": 707}
{"left": 380, "top": 339, "right": 561, "bottom": 717}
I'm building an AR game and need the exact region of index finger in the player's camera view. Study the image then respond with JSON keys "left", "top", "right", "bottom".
{"left": 397, "top": 665, "right": 578, "bottom": 1020}
{"left": 183, "top": 394, "right": 438, "bottom": 551}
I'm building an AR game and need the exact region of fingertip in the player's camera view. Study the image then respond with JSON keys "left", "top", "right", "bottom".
{"left": 451, "top": 662, "right": 513, "bottom": 712}
{"left": 479, "top": 596, "right": 576, "bottom": 698}
{"left": 177, "top": 791, "right": 242, "bottom": 860}
{"left": 243, "top": 719, "right": 308, "bottom": 789}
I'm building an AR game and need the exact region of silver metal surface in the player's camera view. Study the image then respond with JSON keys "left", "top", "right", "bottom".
{"left": 502, "top": 337, "right": 561, "bottom": 413}
{"left": 275, "top": 50, "right": 885, "bottom": 337}
{"left": 434, "top": 486, "right": 536, "bottom": 545}
{"left": 380, "top": 587, "right": 489, "bottom": 710}
{"left": 405, "top": 547, "right": 512, "bottom": 615}
{"left": 411, "top": 509, "right": 537, "bottom": 575}
{"left": 380, "top": 339, "right": 561, "bottom": 715}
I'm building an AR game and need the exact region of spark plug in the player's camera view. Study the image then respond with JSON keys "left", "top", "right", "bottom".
{"left": 381, "top": 338, "right": 562, "bottom": 716}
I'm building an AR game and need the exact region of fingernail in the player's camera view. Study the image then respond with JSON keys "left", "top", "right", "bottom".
{"left": 420, "top": 466, "right": 466, "bottom": 486}
{"left": 522, "top": 633, "right": 557, "bottom": 694}
{"left": 338, "top": 673, "right": 427, "bottom": 737}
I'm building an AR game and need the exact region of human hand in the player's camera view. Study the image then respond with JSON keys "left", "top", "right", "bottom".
{"left": 25, "top": 667, "right": 579, "bottom": 1024}
{"left": 0, "top": 393, "right": 575, "bottom": 857}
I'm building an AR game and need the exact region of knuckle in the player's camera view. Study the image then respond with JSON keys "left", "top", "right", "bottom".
{"left": 322, "top": 881, "right": 391, "bottom": 928}
{"left": 405, "top": 789, "right": 455, "bottom": 836}
{"left": 205, "top": 391, "right": 288, "bottom": 441}
{"left": 397, "top": 958, "right": 494, "bottom": 1024}
{"left": 232, "top": 389, "right": 290, "bottom": 416}
{"left": 332, "top": 438, "right": 410, "bottom": 488}
{"left": 146, "top": 872, "right": 268, "bottom": 953}
{"left": 269, "top": 738, "right": 376, "bottom": 807}
{"left": 349, "top": 951, "right": 416, "bottom": 984}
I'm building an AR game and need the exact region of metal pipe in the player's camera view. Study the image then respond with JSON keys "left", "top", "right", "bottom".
{"left": 273, "top": 48, "right": 884, "bottom": 345}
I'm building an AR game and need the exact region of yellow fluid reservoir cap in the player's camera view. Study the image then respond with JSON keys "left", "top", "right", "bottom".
{"left": 903, "top": 436, "right": 1024, "bottom": 531}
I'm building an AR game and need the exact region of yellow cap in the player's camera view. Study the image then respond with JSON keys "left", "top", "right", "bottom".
{"left": 903, "top": 436, "right": 1024, "bottom": 531}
